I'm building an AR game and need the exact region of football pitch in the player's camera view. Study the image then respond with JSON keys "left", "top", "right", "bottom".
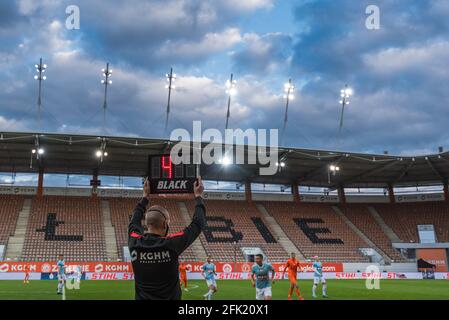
{"left": 1, "top": 280, "right": 449, "bottom": 300}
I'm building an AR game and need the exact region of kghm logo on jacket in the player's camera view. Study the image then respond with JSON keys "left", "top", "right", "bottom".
{"left": 131, "top": 250, "right": 171, "bottom": 264}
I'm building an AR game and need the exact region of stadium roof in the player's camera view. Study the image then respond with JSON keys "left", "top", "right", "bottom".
{"left": 1, "top": 131, "right": 449, "bottom": 189}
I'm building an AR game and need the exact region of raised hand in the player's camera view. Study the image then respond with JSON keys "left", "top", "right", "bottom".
{"left": 193, "top": 176, "right": 204, "bottom": 198}
{"left": 143, "top": 177, "right": 151, "bottom": 200}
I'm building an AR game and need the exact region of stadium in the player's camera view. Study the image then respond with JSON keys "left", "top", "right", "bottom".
{"left": 1, "top": 0, "right": 449, "bottom": 307}
{"left": 0, "top": 131, "right": 449, "bottom": 300}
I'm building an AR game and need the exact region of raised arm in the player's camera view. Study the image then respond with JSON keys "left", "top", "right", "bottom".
{"left": 250, "top": 270, "right": 256, "bottom": 287}
{"left": 281, "top": 263, "right": 288, "bottom": 278}
{"left": 128, "top": 178, "right": 150, "bottom": 239}
{"left": 167, "top": 177, "right": 206, "bottom": 255}
{"left": 270, "top": 265, "right": 276, "bottom": 284}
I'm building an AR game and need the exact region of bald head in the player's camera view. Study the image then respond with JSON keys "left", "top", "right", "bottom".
{"left": 144, "top": 205, "right": 170, "bottom": 235}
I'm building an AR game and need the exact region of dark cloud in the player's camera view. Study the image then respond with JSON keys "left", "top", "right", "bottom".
{"left": 1, "top": 0, "right": 449, "bottom": 158}
{"left": 282, "top": 0, "right": 449, "bottom": 154}
{"left": 231, "top": 32, "right": 293, "bottom": 75}
{"left": 0, "top": 2, "right": 19, "bottom": 27}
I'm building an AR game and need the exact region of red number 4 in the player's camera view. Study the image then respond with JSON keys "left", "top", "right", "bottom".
{"left": 161, "top": 155, "right": 172, "bottom": 179}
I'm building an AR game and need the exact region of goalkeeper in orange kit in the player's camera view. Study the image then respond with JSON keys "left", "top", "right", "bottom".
{"left": 282, "top": 252, "right": 304, "bottom": 300}
{"left": 179, "top": 262, "right": 188, "bottom": 291}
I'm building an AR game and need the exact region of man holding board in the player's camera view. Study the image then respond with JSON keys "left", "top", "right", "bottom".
{"left": 128, "top": 176, "right": 206, "bottom": 300}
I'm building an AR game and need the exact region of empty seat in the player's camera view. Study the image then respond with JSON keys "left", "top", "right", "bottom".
{"left": 0, "top": 195, "right": 24, "bottom": 245}
{"left": 261, "top": 202, "right": 369, "bottom": 263}
{"left": 374, "top": 202, "right": 449, "bottom": 243}
{"left": 338, "top": 204, "right": 405, "bottom": 261}
{"left": 186, "top": 200, "right": 289, "bottom": 262}
{"left": 22, "top": 196, "right": 107, "bottom": 261}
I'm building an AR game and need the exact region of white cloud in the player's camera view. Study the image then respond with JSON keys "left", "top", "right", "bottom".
{"left": 156, "top": 28, "right": 243, "bottom": 59}
{"left": 232, "top": 32, "right": 293, "bottom": 74}
{"left": 363, "top": 41, "right": 449, "bottom": 76}
{"left": 0, "top": 116, "right": 29, "bottom": 132}
{"left": 17, "top": 0, "right": 61, "bottom": 15}
{"left": 219, "top": 0, "right": 274, "bottom": 12}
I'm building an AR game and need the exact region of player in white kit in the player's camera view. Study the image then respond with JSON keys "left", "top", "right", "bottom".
{"left": 56, "top": 255, "right": 66, "bottom": 295}
{"left": 312, "top": 256, "right": 328, "bottom": 298}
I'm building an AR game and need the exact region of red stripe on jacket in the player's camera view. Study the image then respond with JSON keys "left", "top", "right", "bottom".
{"left": 165, "top": 231, "right": 185, "bottom": 239}
{"left": 130, "top": 232, "right": 143, "bottom": 239}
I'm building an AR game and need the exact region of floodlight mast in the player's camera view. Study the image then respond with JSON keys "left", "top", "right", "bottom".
{"left": 165, "top": 67, "right": 176, "bottom": 135}
{"left": 225, "top": 73, "right": 236, "bottom": 130}
{"left": 34, "top": 58, "right": 47, "bottom": 131}
{"left": 101, "top": 63, "right": 112, "bottom": 134}
{"left": 281, "top": 79, "right": 295, "bottom": 145}
{"left": 338, "top": 84, "right": 352, "bottom": 136}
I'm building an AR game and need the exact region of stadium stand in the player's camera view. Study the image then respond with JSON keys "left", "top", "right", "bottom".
{"left": 186, "top": 200, "right": 289, "bottom": 262}
{"left": 337, "top": 204, "right": 405, "bottom": 261}
{"left": 373, "top": 202, "right": 449, "bottom": 243}
{"left": 108, "top": 197, "right": 197, "bottom": 261}
{"left": 261, "top": 202, "right": 370, "bottom": 262}
{"left": 2, "top": 194, "right": 448, "bottom": 263}
{"left": 0, "top": 195, "right": 24, "bottom": 246}
{"left": 21, "top": 196, "right": 107, "bottom": 261}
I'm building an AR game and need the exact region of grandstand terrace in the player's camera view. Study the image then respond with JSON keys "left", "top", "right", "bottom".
{"left": 0, "top": 195, "right": 24, "bottom": 246}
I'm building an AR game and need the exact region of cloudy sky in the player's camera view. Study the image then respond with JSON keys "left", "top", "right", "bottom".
{"left": 1, "top": 0, "right": 449, "bottom": 157}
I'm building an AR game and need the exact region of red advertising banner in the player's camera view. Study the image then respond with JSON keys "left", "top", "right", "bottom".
{"left": 0, "top": 261, "right": 343, "bottom": 273}
{"left": 0, "top": 262, "right": 133, "bottom": 273}
{"left": 181, "top": 262, "right": 343, "bottom": 273}
{"left": 416, "top": 249, "right": 448, "bottom": 272}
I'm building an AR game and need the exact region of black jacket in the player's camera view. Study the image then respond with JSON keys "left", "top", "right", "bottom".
{"left": 128, "top": 197, "right": 206, "bottom": 300}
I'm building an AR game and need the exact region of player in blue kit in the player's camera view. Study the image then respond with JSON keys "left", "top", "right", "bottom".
{"left": 201, "top": 257, "right": 217, "bottom": 300}
{"left": 312, "top": 256, "right": 328, "bottom": 298}
{"left": 56, "top": 254, "right": 66, "bottom": 295}
{"left": 251, "top": 254, "right": 276, "bottom": 300}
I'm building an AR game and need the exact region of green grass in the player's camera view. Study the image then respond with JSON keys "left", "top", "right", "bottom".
{"left": 1, "top": 280, "right": 449, "bottom": 300}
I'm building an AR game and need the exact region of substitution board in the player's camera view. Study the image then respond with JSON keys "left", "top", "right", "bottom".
{"left": 148, "top": 154, "right": 198, "bottom": 194}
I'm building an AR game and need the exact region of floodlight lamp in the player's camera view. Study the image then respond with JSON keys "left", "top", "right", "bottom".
{"left": 220, "top": 156, "right": 232, "bottom": 166}
{"left": 226, "top": 80, "right": 236, "bottom": 89}
{"left": 227, "top": 88, "right": 237, "bottom": 96}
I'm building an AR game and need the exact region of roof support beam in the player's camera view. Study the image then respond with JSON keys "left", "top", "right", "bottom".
{"left": 391, "top": 160, "right": 414, "bottom": 184}
{"left": 425, "top": 157, "right": 445, "bottom": 182}
{"left": 329, "top": 159, "right": 398, "bottom": 190}
{"left": 297, "top": 155, "right": 344, "bottom": 184}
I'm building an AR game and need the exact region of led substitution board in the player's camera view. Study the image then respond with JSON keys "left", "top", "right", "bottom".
{"left": 148, "top": 154, "right": 198, "bottom": 194}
